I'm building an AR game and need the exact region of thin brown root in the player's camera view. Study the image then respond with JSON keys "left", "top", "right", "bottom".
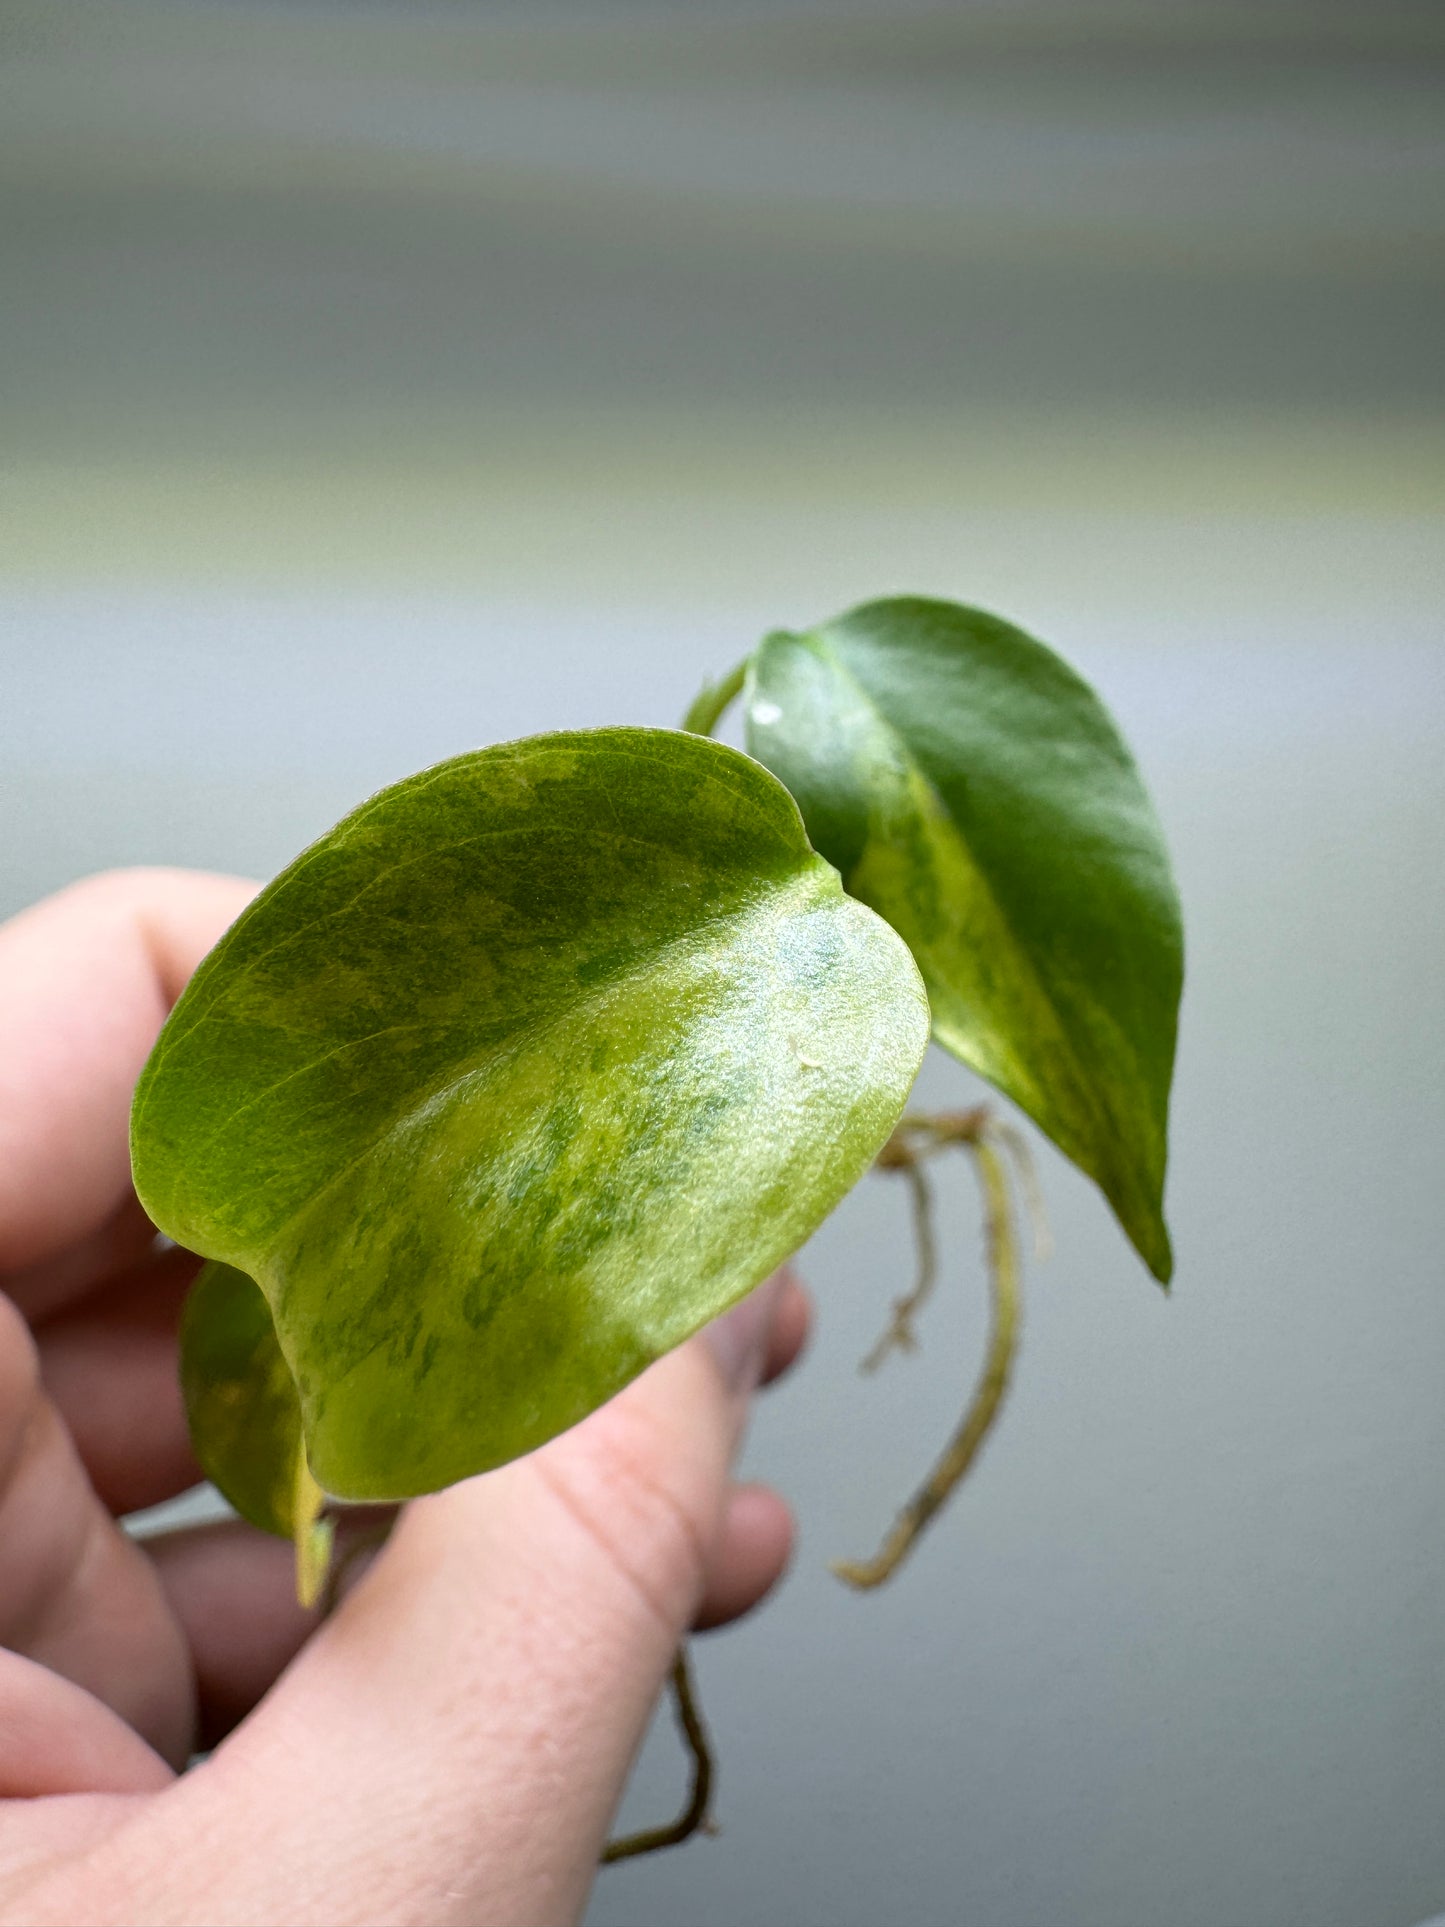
{"left": 834, "top": 1130, "right": 1023, "bottom": 1591}
{"left": 861, "top": 1158, "right": 938, "bottom": 1372}
{"left": 602, "top": 1646, "right": 716, "bottom": 1863}
{"left": 859, "top": 1104, "right": 987, "bottom": 1370}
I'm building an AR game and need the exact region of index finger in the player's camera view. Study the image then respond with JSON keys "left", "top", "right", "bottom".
{"left": 0, "top": 869, "right": 258, "bottom": 1312}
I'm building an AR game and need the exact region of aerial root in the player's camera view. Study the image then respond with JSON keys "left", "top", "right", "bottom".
{"left": 834, "top": 1109, "right": 1026, "bottom": 1590}
{"left": 602, "top": 1645, "right": 717, "bottom": 1863}
{"left": 859, "top": 1157, "right": 938, "bottom": 1372}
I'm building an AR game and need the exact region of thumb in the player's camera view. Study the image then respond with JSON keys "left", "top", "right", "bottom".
{"left": 112, "top": 1277, "right": 783, "bottom": 1927}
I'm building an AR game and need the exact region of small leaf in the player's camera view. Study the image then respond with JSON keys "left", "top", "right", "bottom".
{"left": 745, "top": 598, "right": 1182, "bottom": 1281}
{"left": 179, "top": 1258, "right": 309, "bottom": 1539}
{"left": 135, "top": 728, "right": 928, "bottom": 1500}
{"left": 179, "top": 1263, "right": 334, "bottom": 1600}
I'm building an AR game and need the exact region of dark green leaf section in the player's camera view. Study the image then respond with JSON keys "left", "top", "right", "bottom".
{"left": 179, "top": 1259, "right": 308, "bottom": 1538}
{"left": 135, "top": 728, "right": 929, "bottom": 1500}
{"left": 744, "top": 598, "right": 1182, "bottom": 1280}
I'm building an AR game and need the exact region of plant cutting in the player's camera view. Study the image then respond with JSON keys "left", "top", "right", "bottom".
{"left": 128, "top": 594, "right": 1182, "bottom": 1855}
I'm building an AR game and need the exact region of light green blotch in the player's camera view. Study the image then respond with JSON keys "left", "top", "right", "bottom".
{"left": 266, "top": 869, "right": 925, "bottom": 1499}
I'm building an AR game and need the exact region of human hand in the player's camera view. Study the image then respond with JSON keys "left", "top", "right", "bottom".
{"left": 0, "top": 869, "right": 808, "bottom": 1926}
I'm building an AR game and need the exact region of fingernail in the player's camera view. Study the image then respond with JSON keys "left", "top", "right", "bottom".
{"left": 703, "top": 1271, "right": 786, "bottom": 1393}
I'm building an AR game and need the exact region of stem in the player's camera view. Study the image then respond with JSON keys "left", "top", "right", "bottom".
{"left": 833, "top": 1130, "right": 1023, "bottom": 1591}
{"left": 602, "top": 1646, "right": 717, "bottom": 1863}
{"left": 682, "top": 659, "right": 747, "bottom": 737}
{"left": 292, "top": 1454, "right": 336, "bottom": 1609}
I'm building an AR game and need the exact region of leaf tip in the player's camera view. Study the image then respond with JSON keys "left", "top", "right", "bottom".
{"left": 1139, "top": 1216, "right": 1174, "bottom": 1289}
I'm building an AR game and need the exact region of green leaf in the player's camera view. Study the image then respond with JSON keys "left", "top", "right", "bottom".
{"left": 135, "top": 728, "right": 928, "bottom": 1501}
{"left": 179, "top": 1259, "right": 307, "bottom": 1538}
{"left": 179, "top": 1259, "right": 334, "bottom": 1599}
{"left": 744, "top": 598, "right": 1182, "bottom": 1281}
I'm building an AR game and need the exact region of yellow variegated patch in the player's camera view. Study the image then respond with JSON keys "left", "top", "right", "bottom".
{"left": 138, "top": 728, "right": 928, "bottom": 1506}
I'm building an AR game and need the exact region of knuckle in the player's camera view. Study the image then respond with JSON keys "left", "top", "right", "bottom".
{"left": 532, "top": 1400, "right": 713, "bottom": 1638}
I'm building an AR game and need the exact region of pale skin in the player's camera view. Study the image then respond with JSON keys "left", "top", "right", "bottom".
{"left": 0, "top": 869, "right": 810, "bottom": 1927}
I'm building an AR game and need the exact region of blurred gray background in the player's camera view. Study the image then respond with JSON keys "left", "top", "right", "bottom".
{"left": 2, "top": 4, "right": 1443, "bottom": 1924}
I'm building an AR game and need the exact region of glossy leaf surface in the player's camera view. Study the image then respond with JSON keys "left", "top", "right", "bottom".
{"left": 744, "top": 598, "right": 1182, "bottom": 1280}
{"left": 135, "top": 728, "right": 928, "bottom": 1500}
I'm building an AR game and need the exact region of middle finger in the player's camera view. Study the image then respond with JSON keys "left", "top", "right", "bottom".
{"left": 36, "top": 1243, "right": 204, "bottom": 1516}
